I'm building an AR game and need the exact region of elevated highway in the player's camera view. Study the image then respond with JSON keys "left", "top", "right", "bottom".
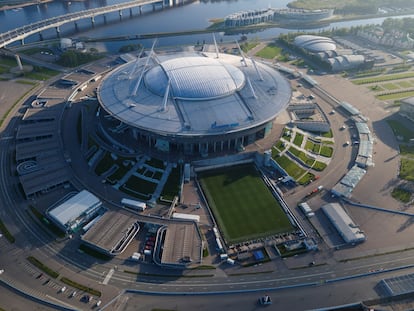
{"left": 0, "top": 0, "right": 184, "bottom": 49}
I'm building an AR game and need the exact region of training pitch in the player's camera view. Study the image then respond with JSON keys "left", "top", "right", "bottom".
{"left": 199, "top": 164, "right": 294, "bottom": 244}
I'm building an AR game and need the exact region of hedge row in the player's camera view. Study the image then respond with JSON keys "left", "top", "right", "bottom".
{"left": 0, "top": 219, "right": 15, "bottom": 243}
{"left": 352, "top": 72, "right": 414, "bottom": 85}
{"left": 27, "top": 256, "right": 59, "bottom": 279}
{"left": 60, "top": 277, "right": 102, "bottom": 297}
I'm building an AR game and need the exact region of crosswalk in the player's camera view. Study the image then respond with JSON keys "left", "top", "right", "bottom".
{"left": 102, "top": 268, "right": 115, "bottom": 285}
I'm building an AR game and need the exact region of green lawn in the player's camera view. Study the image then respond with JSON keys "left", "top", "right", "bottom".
{"left": 274, "top": 154, "right": 306, "bottom": 180}
{"left": 241, "top": 41, "right": 260, "bottom": 53}
{"left": 310, "top": 129, "right": 333, "bottom": 138}
{"left": 352, "top": 72, "right": 414, "bottom": 85}
{"left": 0, "top": 56, "right": 19, "bottom": 67}
{"left": 161, "top": 165, "right": 181, "bottom": 201}
{"left": 199, "top": 164, "right": 294, "bottom": 243}
{"left": 297, "top": 172, "right": 315, "bottom": 185}
{"left": 282, "top": 128, "right": 293, "bottom": 141}
{"left": 312, "top": 161, "right": 327, "bottom": 171}
{"left": 400, "top": 158, "right": 414, "bottom": 182}
{"left": 255, "top": 43, "right": 283, "bottom": 60}
{"left": 397, "top": 81, "right": 412, "bottom": 88}
{"left": 368, "top": 85, "right": 384, "bottom": 91}
{"left": 320, "top": 145, "right": 333, "bottom": 157}
{"left": 378, "top": 90, "right": 414, "bottom": 101}
{"left": 382, "top": 83, "right": 400, "bottom": 90}
{"left": 293, "top": 132, "right": 304, "bottom": 147}
{"left": 305, "top": 140, "right": 323, "bottom": 154}
{"left": 400, "top": 145, "right": 414, "bottom": 157}
{"left": 391, "top": 187, "right": 412, "bottom": 203}
{"left": 289, "top": 146, "right": 315, "bottom": 166}
{"left": 274, "top": 140, "right": 286, "bottom": 152}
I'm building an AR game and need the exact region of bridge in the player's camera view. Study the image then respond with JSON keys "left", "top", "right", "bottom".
{"left": 0, "top": 0, "right": 186, "bottom": 49}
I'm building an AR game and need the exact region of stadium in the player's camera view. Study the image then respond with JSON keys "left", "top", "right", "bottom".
{"left": 96, "top": 47, "right": 292, "bottom": 159}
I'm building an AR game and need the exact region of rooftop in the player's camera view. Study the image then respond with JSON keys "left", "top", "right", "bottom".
{"left": 81, "top": 210, "right": 140, "bottom": 255}
{"left": 98, "top": 51, "right": 291, "bottom": 137}
{"left": 48, "top": 190, "right": 101, "bottom": 228}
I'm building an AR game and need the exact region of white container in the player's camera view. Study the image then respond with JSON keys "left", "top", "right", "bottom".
{"left": 227, "top": 258, "right": 235, "bottom": 265}
{"left": 220, "top": 254, "right": 228, "bottom": 260}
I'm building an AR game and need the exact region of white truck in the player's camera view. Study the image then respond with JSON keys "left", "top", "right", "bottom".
{"left": 298, "top": 202, "right": 315, "bottom": 218}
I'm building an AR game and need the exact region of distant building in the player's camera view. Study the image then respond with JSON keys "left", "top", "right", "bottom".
{"left": 294, "top": 35, "right": 337, "bottom": 53}
{"left": 357, "top": 26, "right": 414, "bottom": 50}
{"left": 60, "top": 38, "right": 72, "bottom": 50}
{"left": 399, "top": 97, "right": 414, "bottom": 123}
{"left": 293, "top": 35, "right": 373, "bottom": 72}
{"left": 224, "top": 8, "right": 333, "bottom": 27}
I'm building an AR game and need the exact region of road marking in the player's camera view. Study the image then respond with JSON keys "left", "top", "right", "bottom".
{"left": 0, "top": 136, "right": 13, "bottom": 140}
{"left": 103, "top": 268, "right": 114, "bottom": 285}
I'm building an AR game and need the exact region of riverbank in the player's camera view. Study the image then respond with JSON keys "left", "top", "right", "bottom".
{"left": 0, "top": 0, "right": 53, "bottom": 12}
{"left": 207, "top": 9, "right": 414, "bottom": 35}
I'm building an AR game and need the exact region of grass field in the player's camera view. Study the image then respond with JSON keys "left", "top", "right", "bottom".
{"left": 378, "top": 90, "right": 414, "bottom": 101}
{"left": 255, "top": 43, "right": 285, "bottom": 60}
{"left": 199, "top": 164, "right": 294, "bottom": 244}
{"left": 273, "top": 154, "right": 306, "bottom": 180}
{"left": 352, "top": 72, "right": 414, "bottom": 85}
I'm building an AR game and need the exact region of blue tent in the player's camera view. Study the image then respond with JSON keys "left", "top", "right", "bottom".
{"left": 253, "top": 250, "right": 264, "bottom": 261}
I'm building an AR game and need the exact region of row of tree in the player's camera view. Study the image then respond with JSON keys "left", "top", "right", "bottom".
{"left": 288, "top": 0, "right": 414, "bottom": 15}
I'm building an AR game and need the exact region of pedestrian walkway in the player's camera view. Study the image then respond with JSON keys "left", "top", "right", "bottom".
{"left": 275, "top": 126, "right": 334, "bottom": 165}
{"left": 114, "top": 156, "right": 148, "bottom": 190}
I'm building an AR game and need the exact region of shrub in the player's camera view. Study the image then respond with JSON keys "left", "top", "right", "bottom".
{"left": 60, "top": 277, "right": 101, "bottom": 297}
{"left": 27, "top": 256, "right": 59, "bottom": 279}
{"left": 391, "top": 187, "right": 411, "bottom": 203}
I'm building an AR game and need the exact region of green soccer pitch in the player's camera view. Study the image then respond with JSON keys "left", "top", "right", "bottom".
{"left": 199, "top": 164, "right": 295, "bottom": 244}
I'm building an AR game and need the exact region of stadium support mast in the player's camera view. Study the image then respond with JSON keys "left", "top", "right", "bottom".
{"left": 251, "top": 58, "right": 264, "bottom": 81}
{"left": 246, "top": 76, "right": 257, "bottom": 99}
{"left": 128, "top": 47, "right": 145, "bottom": 80}
{"left": 132, "top": 40, "right": 157, "bottom": 97}
{"left": 213, "top": 33, "right": 219, "bottom": 58}
{"left": 128, "top": 57, "right": 141, "bottom": 80}
{"left": 235, "top": 40, "right": 247, "bottom": 67}
{"left": 160, "top": 79, "right": 171, "bottom": 112}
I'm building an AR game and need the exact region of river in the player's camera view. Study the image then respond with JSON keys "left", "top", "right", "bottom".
{"left": 1, "top": 0, "right": 414, "bottom": 52}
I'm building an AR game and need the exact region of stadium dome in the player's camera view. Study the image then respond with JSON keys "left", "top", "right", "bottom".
{"left": 145, "top": 57, "right": 245, "bottom": 100}
{"left": 97, "top": 50, "right": 291, "bottom": 157}
{"left": 294, "top": 35, "right": 336, "bottom": 52}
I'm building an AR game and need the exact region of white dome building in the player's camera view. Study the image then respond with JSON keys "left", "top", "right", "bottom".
{"left": 97, "top": 50, "right": 291, "bottom": 157}
{"left": 294, "top": 35, "right": 337, "bottom": 53}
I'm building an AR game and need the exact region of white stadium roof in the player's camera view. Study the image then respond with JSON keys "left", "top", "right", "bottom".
{"left": 98, "top": 51, "right": 291, "bottom": 137}
{"left": 294, "top": 35, "right": 336, "bottom": 52}
{"left": 145, "top": 57, "right": 245, "bottom": 100}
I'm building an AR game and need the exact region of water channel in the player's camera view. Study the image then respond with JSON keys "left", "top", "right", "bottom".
{"left": 1, "top": 0, "right": 413, "bottom": 52}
